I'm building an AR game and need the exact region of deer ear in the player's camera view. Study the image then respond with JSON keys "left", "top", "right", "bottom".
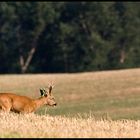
{"left": 40, "top": 88, "right": 47, "bottom": 97}
{"left": 47, "top": 83, "right": 54, "bottom": 95}
{"left": 40, "top": 88, "right": 44, "bottom": 96}
{"left": 48, "top": 85, "right": 54, "bottom": 95}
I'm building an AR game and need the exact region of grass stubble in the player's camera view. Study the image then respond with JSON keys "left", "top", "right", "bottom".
{"left": 0, "top": 112, "right": 140, "bottom": 138}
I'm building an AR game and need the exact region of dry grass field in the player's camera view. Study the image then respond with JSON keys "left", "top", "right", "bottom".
{"left": 0, "top": 68, "right": 140, "bottom": 137}
{"left": 0, "top": 112, "right": 140, "bottom": 138}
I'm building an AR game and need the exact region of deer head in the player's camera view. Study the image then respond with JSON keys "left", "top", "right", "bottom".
{"left": 39, "top": 85, "right": 57, "bottom": 106}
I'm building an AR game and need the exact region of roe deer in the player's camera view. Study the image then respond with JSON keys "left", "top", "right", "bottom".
{"left": 0, "top": 85, "right": 57, "bottom": 114}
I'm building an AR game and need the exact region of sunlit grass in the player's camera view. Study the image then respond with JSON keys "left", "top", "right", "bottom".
{"left": 0, "top": 112, "right": 140, "bottom": 138}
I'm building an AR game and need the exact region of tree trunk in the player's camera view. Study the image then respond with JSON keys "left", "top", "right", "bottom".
{"left": 20, "top": 47, "right": 36, "bottom": 73}
{"left": 120, "top": 49, "right": 126, "bottom": 64}
{"left": 18, "top": 22, "right": 46, "bottom": 73}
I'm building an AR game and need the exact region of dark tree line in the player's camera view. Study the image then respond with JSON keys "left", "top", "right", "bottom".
{"left": 0, "top": 2, "right": 140, "bottom": 73}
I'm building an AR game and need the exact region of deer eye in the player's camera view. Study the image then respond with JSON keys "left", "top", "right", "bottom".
{"left": 44, "top": 94, "right": 47, "bottom": 97}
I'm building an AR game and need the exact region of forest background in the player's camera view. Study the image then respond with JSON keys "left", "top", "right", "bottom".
{"left": 0, "top": 2, "right": 139, "bottom": 74}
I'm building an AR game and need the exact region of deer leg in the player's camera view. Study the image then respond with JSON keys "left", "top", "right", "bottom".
{"left": 1, "top": 106, "right": 11, "bottom": 112}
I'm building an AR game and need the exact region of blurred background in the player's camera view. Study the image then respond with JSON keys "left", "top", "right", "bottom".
{"left": 0, "top": 2, "right": 140, "bottom": 74}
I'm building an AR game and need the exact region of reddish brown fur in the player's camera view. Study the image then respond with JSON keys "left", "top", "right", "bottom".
{"left": 0, "top": 87, "right": 57, "bottom": 114}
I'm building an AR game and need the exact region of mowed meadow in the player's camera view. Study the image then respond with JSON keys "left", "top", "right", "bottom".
{"left": 0, "top": 68, "right": 140, "bottom": 138}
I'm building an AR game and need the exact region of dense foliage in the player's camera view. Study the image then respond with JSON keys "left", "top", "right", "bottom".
{"left": 0, "top": 2, "right": 140, "bottom": 73}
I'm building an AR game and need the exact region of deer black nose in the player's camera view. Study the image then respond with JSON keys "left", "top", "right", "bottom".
{"left": 54, "top": 103, "right": 57, "bottom": 106}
